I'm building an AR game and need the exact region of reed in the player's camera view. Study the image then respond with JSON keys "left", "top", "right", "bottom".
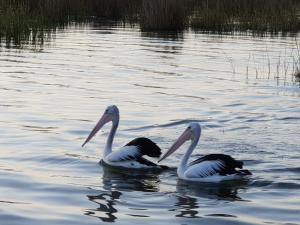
{"left": 140, "top": 0, "right": 194, "bottom": 31}
{"left": 191, "top": 0, "right": 300, "bottom": 35}
{"left": 0, "top": 0, "right": 58, "bottom": 47}
{"left": 0, "top": 0, "right": 299, "bottom": 47}
{"left": 293, "top": 39, "right": 300, "bottom": 81}
{"left": 241, "top": 40, "right": 300, "bottom": 85}
{"left": 295, "top": 70, "right": 300, "bottom": 80}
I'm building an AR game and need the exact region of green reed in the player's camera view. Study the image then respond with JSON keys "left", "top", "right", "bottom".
{"left": 140, "top": 0, "right": 195, "bottom": 31}
{"left": 0, "top": 0, "right": 58, "bottom": 48}
{"left": 294, "top": 40, "right": 300, "bottom": 81}
{"left": 0, "top": 0, "right": 299, "bottom": 47}
{"left": 191, "top": 0, "right": 300, "bottom": 35}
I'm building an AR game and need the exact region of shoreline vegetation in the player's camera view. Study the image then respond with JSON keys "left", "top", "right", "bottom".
{"left": 0, "top": 0, "right": 300, "bottom": 47}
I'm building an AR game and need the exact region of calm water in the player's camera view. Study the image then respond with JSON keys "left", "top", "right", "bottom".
{"left": 0, "top": 26, "right": 300, "bottom": 225}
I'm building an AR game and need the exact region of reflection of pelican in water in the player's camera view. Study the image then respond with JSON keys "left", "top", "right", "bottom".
{"left": 173, "top": 179, "right": 250, "bottom": 218}
{"left": 176, "top": 179, "right": 250, "bottom": 201}
{"left": 173, "top": 195, "right": 200, "bottom": 218}
{"left": 101, "top": 165, "right": 161, "bottom": 192}
{"left": 85, "top": 166, "right": 161, "bottom": 222}
{"left": 85, "top": 191, "right": 121, "bottom": 223}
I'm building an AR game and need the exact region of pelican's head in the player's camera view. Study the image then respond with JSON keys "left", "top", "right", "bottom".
{"left": 158, "top": 122, "right": 201, "bottom": 162}
{"left": 104, "top": 105, "right": 119, "bottom": 120}
{"left": 82, "top": 105, "right": 119, "bottom": 147}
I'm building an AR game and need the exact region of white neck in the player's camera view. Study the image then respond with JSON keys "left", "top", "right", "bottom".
{"left": 177, "top": 135, "right": 200, "bottom": 178}
{"left": 104, "top": 116, "right": 119, "bottom": 157}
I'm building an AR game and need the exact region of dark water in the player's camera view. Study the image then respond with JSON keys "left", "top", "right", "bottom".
{"left": 0, "top": 26, "right": 300, "bottom": 225}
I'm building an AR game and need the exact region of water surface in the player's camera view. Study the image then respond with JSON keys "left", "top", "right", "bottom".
{"left": 0, "top": 26, "right": 300, "bottom": 225}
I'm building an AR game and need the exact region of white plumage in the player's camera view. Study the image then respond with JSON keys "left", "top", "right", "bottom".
{"left": 105, "top": 146, "right": 140, "bottom": 162}
{"left": 82, "top": 105, "right": 164, "bottom": 170}
{"left": 184, "top": 160, "right": 225, "bottom": 178}
{"left": 159, "top": 122, "right": 251, "bottom": 182}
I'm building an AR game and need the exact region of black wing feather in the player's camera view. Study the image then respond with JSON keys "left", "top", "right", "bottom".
{"left": 189, "top": 154, "right": 248, "bottom": 176}
{"left": 125, "top": 137, "right": 162, "bottom": 158}
{"left": 106, "top": 137, "right": 162, "bottom": 167}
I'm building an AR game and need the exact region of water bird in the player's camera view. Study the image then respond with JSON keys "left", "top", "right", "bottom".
{"left": 158, "top": 122, "right": 251, "bottom": 182}
{"left": 82, "top": 105, "right": 166, "bottom": 170}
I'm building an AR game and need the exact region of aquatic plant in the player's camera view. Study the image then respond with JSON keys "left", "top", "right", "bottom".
{"left": 190, "top": 0, "right": 300, "bottom": 35}
{"left": 140, "top": 0, "right": 194, "bottom": 31}
{"left": 0, "top": 0, "right": 299, "bottom": 47}
{"left": 0, "top": 0, "right": 57, "bottom": 48}
{"left": 295, "top": 70, "right": 300, "bottom": 80}
{"left": 243, "top": 46, "right": 300, "bottom": 85}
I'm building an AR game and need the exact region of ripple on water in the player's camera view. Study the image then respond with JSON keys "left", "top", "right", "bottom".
{"left": 0, "top": 26, "right": 300, "bottom": 225}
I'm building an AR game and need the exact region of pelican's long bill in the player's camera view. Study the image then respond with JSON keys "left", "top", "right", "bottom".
{"left": 82, "top": 113, "right": 112, "bottom": 147}
{"left": 158, "top": 127, "right": 192, "bottom": 163}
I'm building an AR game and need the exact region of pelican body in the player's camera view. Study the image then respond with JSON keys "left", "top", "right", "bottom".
{"left": 82, "top": 105, "right": 166, "bottom": 170}
{"left": 159, "top": 123, "right": 251, "bottom": 182}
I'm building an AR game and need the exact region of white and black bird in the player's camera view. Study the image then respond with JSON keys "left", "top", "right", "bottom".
{"left": 158, "top": 122, "right": 251, "bottom": 182}
{"left": 82, "top": 105, "right": 167, "bottom": 170}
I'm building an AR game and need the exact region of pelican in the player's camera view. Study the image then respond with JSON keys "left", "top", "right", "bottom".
{"left": 82, "top": 105, "right": 166, "bottom": 170}
{"left": 158, "top": 122, "right": 251, "bottom": 182}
